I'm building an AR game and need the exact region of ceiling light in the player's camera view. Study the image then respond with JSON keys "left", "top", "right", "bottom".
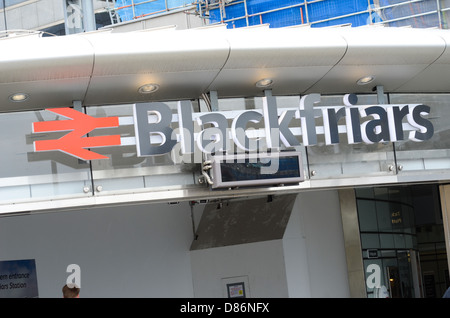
{"left": 356, "top": 76, "right": 375, "bottom": 85}
{"left": 9, "top": 93, "right": 29, "bottom": 102}
{"left": 255, "top": 78, "right": 273, "bottom": 88}
{"left": 138, "top": 84, "right": 159, "bottom": 94}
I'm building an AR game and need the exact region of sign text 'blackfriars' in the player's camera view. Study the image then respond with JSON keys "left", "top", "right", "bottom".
{"left": 32, "top": 93, "right": 434, "bottom": 161}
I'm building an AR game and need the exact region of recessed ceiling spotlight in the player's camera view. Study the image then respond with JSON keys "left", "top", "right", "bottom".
{"left": 9, "top": 93, "right": 29, "bottom": 102}
{"left": 255, "top": 78, "right": 274, "bottom": 88}
{"left": 356, "top": 76, "right": 375, "bottom": 85}
{"left": 138, "top": 84, "right": 159, "bottom": 94}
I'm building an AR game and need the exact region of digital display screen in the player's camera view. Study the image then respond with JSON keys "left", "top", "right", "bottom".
{"left": 220, "top": 156, "right": 301, "bottom": 182}
{"left": 211, "top": 152, "right": 304, "bottom": 189}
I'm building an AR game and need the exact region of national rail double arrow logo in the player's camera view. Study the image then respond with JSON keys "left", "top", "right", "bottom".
{"left": 32, "top": 108, "right": 121, "bottom": 160}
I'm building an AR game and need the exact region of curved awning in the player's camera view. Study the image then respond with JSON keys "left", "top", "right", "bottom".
{"left": 1, "top": 24, "right": 450, "bottom": 112}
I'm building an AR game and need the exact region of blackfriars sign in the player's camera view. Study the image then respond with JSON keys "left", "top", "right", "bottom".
{"left": 32, "top": 93, "right": 434, "bottom": 161}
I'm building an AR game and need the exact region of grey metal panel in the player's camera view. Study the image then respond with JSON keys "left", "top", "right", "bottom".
{"left": 0, "top": 34, "right": 94, "bottom": 83}
{"left": 335, "top": 27, "right": 444, "bottom": 65}
{"left": 220, "top": 26, "right": 347, "bottom": 69}
{"left": 306, "top": 26, "right": 447, "bottom": 94}
{"left": 82, "top": 27, "right": 231, "bottom": 105}
{"left": 396, "top": 29, "right": 450, "bottom": 92}
{"left": 0, "top": 77, "right": 91, "bottom": 111}
{"left": 0, "top": 33, "right": 94, "bottom": 112}
{"left": 190, "top": 194, "right": 296, "bottom": 250}
{"left": 86, "top": 29, "right": 230, "bottom": 75}
{"left": 83, "top": 71, "right": 223, "bottom": 105}
{"left": 209, "top": 25, "right": 348, "bottom": 96}
{"left": 1, "top": 25, "right": 450, "bottom": 112}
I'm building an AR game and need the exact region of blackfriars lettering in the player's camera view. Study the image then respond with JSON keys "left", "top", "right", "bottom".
{"left": 32, "top": 93, "right": 434, "bottom": 161}
{"left": 133, "top": 94, "right": 434, "bottom": 157}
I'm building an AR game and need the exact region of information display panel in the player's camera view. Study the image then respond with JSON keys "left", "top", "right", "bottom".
{"left": 211, "top": 152, "right": 304, "bottom": 189}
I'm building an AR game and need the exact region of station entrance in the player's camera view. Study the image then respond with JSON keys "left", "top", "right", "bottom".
{"left": 356, "top": 184, "right": 449, "bottom": 298}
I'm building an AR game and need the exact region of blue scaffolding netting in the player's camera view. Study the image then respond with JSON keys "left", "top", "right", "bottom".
{"left": 114, "top": 0, "right": 196, "bottom": 21}
{"left": 208, "top": 0, "right": 375, "bottom": 28}
{"left": 114, "top": 0, "right": 446, "bottom": 29}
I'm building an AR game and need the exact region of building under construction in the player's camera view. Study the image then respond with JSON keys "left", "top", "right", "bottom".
{"left": 3, "top": 1, "right": 450, "bottom": 34}
{"left": 112, "top": 0, "right": 450, "bottom": 29}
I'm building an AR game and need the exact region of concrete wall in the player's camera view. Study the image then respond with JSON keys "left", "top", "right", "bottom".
{"left": 189, "top": 190, "right": 350, "bottom": 298}
{"left": 283, "top": 190, "right": 350, "bottom": 297}
{"left": 0, "top": 202, "right": 195, "bottom": 297}
{"left": 190, "top": 240, "right": 289, "bottom": 298}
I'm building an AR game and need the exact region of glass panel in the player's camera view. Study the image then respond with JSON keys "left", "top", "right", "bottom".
{"left": 0, "top": 110, "right": 92, "bottom": 204}
{"left": 393, "top": 234, "right": 406, "bottom": 249}
{"left": 87, "top": 104, "right": 201, "bottom": 195}
{"left": 363, "top": 258, "right": 383, "bottom": 298}
{"left": 373, "top": 187, "right": 390, "bottom": 201}
{"left": 214, "top": 96, "right": 309, "bottom": 179}
{"left": 88, "top": 97, "right": 307, "bottom": 194}
{"left": 357, "top": 199, "right": 378, "bottom": 232}
{"left": 361, "top": 233, "right": 380, "bottom": 249}
{"left": 379, "top": 233, "right": 394, "bottom": 249}
{"left": 274, "top": 95, "right": 309, "bottom": 176}
{"left": 355, "top": 187, "right": 374, "bottom": 199}
{"left": 216, "top": 96, "right": 265, "bottom": 111}
{"left": 390, "top": 94, "right": 450, "bottom": 180}
{"left": 379, "top": 250, "right": 396, "bottom": 258}
{"left": 306, "top": 94, "right": 396, "bottom": 180}
{"left": 377, "top": 201, "right": 393, "bottom": 232}
{"left": 404, "top": 234, "right": 415, "bottom": 248}
{"left": 357, "top": 186, "right": 423, "bottom": 297}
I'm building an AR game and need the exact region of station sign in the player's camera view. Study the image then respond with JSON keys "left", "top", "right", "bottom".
{"left": 0, "top": 259, "right": 38, "bottom": 298}
{"left": 32, "top": 93, "right": 434, "bottom": 161}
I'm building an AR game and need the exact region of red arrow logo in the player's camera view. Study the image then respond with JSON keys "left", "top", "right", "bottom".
{"left": 33, "top": 108, "right": 121, "bottom": 160}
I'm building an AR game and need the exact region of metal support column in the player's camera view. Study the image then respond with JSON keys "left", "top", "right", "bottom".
{"left": 82, "top": 0, "right": 96, "bottom": 32}
{"left": 439, "top": 184, "right": 450, "bottom": 279}
{"left": 376, "top": 85, "right": 386, "bottom": 104}
{"left": 339, "top": 188, "right": 367, "bottom": 298}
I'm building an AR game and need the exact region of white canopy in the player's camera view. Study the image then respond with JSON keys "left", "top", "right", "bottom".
{"left": 1, "top": 24, "right": 450, "bottom": 112}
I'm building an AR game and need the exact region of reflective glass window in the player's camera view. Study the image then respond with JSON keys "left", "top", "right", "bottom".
{"left": 306, "top": 94, "right": 395, "bottom": 179}
{"left": 86, "top": 104, "right": 201, "bottom": 195}
{"left": 0, "top": 110, "right": 92, "bottom": 204}
{"left": 390, "top": 94, "right": 450, "bottom": 180}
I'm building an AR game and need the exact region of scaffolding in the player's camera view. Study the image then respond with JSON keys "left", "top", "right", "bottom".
{"left": 111, "top": 0, "right": 197, "bottom": 21}
{"left": 110, "top": 0, "right": 450, "bottom": 29}
{"left": 105, "top": 0, "right": 122, "bottom": 24}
